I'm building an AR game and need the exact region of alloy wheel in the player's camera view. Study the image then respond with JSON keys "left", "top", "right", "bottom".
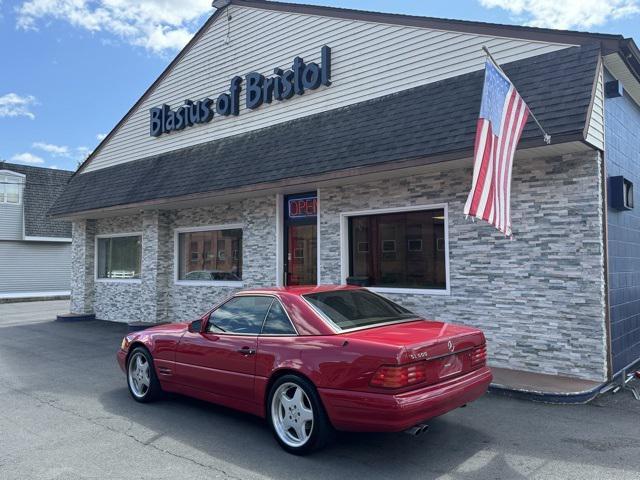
{"left": 128, "top": 352, "right": 151, "bottom": 398}
{"left": 271, "top": 382, "right": 315, "bottom": 448}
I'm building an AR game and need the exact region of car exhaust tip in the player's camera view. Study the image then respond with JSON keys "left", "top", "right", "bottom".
{"left": 404, "top": 424, "right": 429, "bottom": 436}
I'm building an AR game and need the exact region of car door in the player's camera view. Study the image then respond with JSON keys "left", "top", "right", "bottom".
{"left": 175, "top": 295, "right": 274, "bottom": 402}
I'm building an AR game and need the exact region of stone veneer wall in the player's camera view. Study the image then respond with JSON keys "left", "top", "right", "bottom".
{"left": 70, "top": 196, "right": 278, "bottom": 324}
{"left": 320, "top": 151, "right": 607, "bottom": 381}
{"left": 93, "top": 214, "right": 145, "bottom": 323}
{"left": 69, "top": 151, "right": 607, "bottom": 381}
{"left": 165, "top": 196, "right": 278, "bottom": 321}
{"left": 70, "top": 219, "right": 95, "bottom": 313}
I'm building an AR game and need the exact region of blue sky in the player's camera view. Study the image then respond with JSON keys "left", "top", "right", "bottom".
{"left": 1, "top": 0, "right": 639, "bottom": 171}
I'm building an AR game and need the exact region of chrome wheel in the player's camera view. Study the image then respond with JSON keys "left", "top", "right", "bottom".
{"left": 128, "top": 352, "right": 151, "bottom": 399}
{"left": 271, "top": 382, "right": 314, "bottom": 448}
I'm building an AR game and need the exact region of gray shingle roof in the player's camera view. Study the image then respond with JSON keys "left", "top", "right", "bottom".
{"left": 51, "top": 45, "right": 600, "bottom": 217}
{"left": 1, "top": 163, "right": 73, "bottom": 237}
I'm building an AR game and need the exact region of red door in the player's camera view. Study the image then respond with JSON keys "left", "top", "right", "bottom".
{"left": 174, "top": 331, "right": 257, "bottom": 401}
{"left": 284, "top": 193, "right": 317, "bottom": 286}
{"left": 174, "top": 295, "right": 273, "bottom": 402}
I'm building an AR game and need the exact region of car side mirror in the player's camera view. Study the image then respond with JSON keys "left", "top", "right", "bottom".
{"left": 188, "top": 319, "right": 202, "bottom": 333}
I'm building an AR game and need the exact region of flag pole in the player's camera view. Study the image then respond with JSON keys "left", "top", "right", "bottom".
{"left": 482, "top": 46, "right": 551, "bottom": 145}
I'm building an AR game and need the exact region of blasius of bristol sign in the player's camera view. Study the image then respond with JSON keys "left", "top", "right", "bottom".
{"left": 149, "top": 45, "right": 332, "bottom": 137}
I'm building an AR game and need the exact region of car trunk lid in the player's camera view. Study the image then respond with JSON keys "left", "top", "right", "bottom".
{"left": 344, "top": 319, "right": 487, "bottom": 385}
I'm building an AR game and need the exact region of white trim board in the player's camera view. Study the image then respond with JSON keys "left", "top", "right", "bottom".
{"left": 339, "top": 203, "right": 451, "bottom": 296}
{"left": 23, "top": 236, "right": 72, "bottom": 243}
{"left": 0, "top": 290, "right": 70, "bottom": 299}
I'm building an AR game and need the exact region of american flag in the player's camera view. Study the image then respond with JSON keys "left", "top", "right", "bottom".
{"left": 463, "top": 58, "right": 529, "bottom": 237}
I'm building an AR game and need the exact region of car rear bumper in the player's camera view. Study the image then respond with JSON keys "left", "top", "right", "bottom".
{"left": 318, "top": 366, "right": 492, "bottom": 432}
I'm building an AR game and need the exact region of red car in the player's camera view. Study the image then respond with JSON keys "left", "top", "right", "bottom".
{"left": 117, "top": 286, "right": 491, "bottom": 454}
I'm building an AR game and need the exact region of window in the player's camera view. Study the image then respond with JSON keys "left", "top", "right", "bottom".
{"left": 262, "top": 300, "right": 296, "bottom": 335}
{"left": 0, "top": 174, "right": 22, "bottom": 204}
{"left": 207, "top": 296, "right": 272, "bottom": 334}
{"left": 178, "top": 228, "right": 242, "bottom": 282}
{"left": 97, "top": 235, "right": 142, "bottom": 280}
{"left": 347, "top": 208, "right": 447, "bottom": 290}
{"left": 304, "top": 289, "right": 416, "bottom": 331}
{"left": 624, "top": 178, "right": 634, "bottom": 209}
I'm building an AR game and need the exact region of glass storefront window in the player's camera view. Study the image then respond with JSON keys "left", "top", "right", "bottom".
{"left": 97, "top": 235, "right": 142, "bottom": 280}
{"left": 178, "top": 229, "right": 242, "bottom": 282}
{"left": 348, "top": 209, "right": 446, "bottom": 290}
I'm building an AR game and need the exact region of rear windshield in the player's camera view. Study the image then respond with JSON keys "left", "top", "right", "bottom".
{"left": 303, "top": 289, "right": 417, "bottom": 330}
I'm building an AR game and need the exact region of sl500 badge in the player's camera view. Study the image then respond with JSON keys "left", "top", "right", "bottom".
{"left": 409, "top": 351, "right": 429, "bottom": 360}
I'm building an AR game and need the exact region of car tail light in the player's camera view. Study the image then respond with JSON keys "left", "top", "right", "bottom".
{"left": 471, "top": 344, "right": 487, "bottom": 368}
{"left": 370, "top": 362, "right": 428, "bottom": 389}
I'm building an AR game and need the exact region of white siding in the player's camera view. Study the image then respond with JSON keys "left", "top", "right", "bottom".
{"left": 83, "top": 5, "right": 574, "bottom": 173}
{"left": 0, "top": 241, "right": 71, "bottom": 294}
{"left": 0, "top": 204, "right": 23, "bottom": 241}
{"left": 586, "top": 62, "right": 605, "bottom": 150}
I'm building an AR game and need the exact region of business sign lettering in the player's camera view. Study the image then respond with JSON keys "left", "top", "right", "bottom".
{"left": 150, "top": 45, "right": 332, "bottom": 137}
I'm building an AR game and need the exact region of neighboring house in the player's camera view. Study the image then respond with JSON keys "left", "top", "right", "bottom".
{"left": 51, "top": 0, "right": 640, "bottom": 387}
{"left": 0, "top": 162, "right": 73, "bottom": 299}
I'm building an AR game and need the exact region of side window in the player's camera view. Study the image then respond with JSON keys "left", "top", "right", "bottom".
{"left": 207, "top": 296, "right": 272, "bottom": 334}
{"left": 261, "top": 300, "right": 296, "bottom": 335}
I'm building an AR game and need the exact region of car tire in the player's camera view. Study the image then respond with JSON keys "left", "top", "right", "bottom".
{"left": 267, "top": 374, "right": 333, "bottom": 455}
{"left": 126, "top": 346, "right": 162, "bottom": 403}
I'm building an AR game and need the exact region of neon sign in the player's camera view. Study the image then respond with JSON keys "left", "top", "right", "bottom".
{"left": 288, "top": 197, "right": 317, "bottom": 218}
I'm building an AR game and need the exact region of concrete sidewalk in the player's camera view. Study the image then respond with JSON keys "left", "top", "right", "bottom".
{"left": 0, "top": 300, "right": 70, "bottom": 327}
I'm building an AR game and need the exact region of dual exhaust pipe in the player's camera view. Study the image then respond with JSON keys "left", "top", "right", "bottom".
{"left": 404, "top": 423, "right": 429, "bottom": 436}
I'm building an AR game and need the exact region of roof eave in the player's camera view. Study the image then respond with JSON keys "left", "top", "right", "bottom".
{"left": 50, "top": 132, "right": 588, "bottom": 220}
{"left": 619, "top": 38, "right": 640, "bottom": 86}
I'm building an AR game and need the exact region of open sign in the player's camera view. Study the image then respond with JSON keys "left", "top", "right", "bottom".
{"left": 288, "top": 197, "right": 317, "bottom": 218}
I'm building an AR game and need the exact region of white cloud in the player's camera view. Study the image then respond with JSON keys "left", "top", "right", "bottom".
{"left": 31, "top": 141, "right": 91, "bottom": 162}
{"left": 11, "top": 152, "right": 44, "bottom": 165}
{"left": 0, "top": 93, "right": 38, "bottom": 119}
{"left": 16, "top": 0, "right": 213, "bottom": 54}
{"left": 479, "top": 0, "right": 640, "bottom": 29}
{"left": 32, "top": 141, "right": 69, "bottom": 156}
{"left": 96, "top": 133, "right": 107, "bottom": 141}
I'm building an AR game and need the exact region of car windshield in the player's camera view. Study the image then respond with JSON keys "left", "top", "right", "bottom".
{"left": 303, "top": 289, "right": 417, "bottom": 330}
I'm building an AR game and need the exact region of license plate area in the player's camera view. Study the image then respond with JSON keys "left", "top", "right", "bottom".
{"left": 437, "top": 353, "right": 463, "bottom": 379}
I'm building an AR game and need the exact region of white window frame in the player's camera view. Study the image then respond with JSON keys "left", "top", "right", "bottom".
{"left": 339, "top": 203, "right": 450, "bottom": 296}
{"left": 0, "top": 170, "right": 25, "bottom": 205}
{"left": 94, "top": 232, "right": 143, "bottom": 284}
{"left": 174, "top": 224, "right": 244, "bottom": 287}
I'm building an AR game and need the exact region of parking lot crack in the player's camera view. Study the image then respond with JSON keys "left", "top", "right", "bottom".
{"left": 3, "top": 384, "right": 242, "bottom": 480}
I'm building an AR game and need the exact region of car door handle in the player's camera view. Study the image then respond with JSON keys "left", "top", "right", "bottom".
{"left": 237, "top": 347, "right": 256, "bottom": 356}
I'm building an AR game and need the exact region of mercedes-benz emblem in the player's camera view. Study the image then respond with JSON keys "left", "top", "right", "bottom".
{"left": 447, "top": 340, "right": 454, "bottom": 352}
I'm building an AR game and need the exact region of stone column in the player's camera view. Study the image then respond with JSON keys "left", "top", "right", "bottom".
{"left": 70, "top": 219, "right": 95, "bottom": 314}
{"left": 140, "top": 210, "right": 171, "bottom": 323}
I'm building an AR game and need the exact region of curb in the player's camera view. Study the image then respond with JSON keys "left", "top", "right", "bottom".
{"left": 127, "top": 322, "right": 169, "bottom": 333}
{"left": 488, "top": 383, "right": 603, "bottom": 404}
{"left": 56, "top": 313, "right": 96, "bottom": 322}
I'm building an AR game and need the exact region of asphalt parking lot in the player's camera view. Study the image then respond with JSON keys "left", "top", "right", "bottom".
{"left": 1, "top": 306, "right": 639, "bottom": 480}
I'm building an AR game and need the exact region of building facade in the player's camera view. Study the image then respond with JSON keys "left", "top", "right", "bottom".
{"left": 0, "top": 162, "right": 73, "bottom": 299}
{"left": 52, "top": 0, "right": 640, "bottom": 384}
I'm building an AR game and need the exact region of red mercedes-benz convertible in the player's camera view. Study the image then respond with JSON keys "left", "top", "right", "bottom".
{"left": 117, "top": 285, "right": 491, "bottom": 454}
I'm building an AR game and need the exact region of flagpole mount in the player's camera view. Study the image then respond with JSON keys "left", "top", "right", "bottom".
{"left": 482, "top": 46, "right": 552, "bottom": 145}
